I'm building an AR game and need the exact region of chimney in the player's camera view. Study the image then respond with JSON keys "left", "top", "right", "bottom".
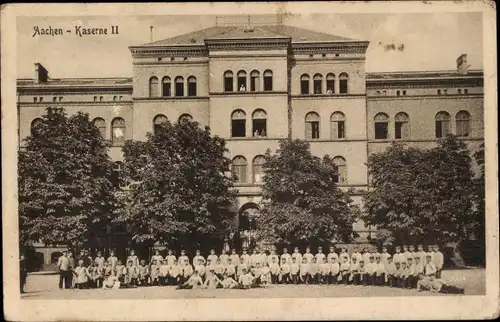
{"left": 456, "top": 54, "right": 469, "bottom": 74}
{"left": 34, "top": 63, "right": 48, "bottom": 83}
{"left": 150, "top": 26, "right": 154, "bottom": 42}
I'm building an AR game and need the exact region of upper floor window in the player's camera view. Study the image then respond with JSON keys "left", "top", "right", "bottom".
{"left": 374, "top": 113, "right": 389, "bottom": 139}
{"left": 396, "top": 90, "right": 401, "bottom": 96}
{"left": 339, "top": 73, "right": 349, "bottom": 94}
{"left": 437, "top": 89, "right": 442, "bottom": 95}
{"left": 179, "top": 114, "right": 193, "bottom": 124}
{"left": 92, "top": 117, "right": 106, "bottom": 138}
{"left": 111, "top": 117, "right": 126, "bottom": 146}
{"left": 457, "top": 89, "right": 462, "bottom": 95}
{"left": 30, "top": 118, "right": 43, "bottom": 136}
{"left": 313, "top": 73, "right": 323, "bottom": 94}
{"left": 435, "top": 111, "right": 451, "bottom": 138}
{"left": 305, "top": 112, "right": 320, "bottom": 140}
{"left": 224, "top": 71, "right": 234, "bottom": 92}
{"left": 149, "top": 76, "right": 159, "bottom": 97}
{"left": 93, "top": 96, "right": 97, "bottom": 102}
{"left": 231, "top": 110, "right": 246, "bottom": 138}
{"left": 252, "top": 155, "right": 266, "bottom": 183}
{"left": 330, "top": 112, "right": 346, "bottom": 139}
{"left": 456, "top": 111, "right": 471, "bottom": 137}
{"left": 113, "top": 96, "right": 117, "bottom": 101}
{"left": 162, "top": 76, "right": 171, "bottom": 97}
{"left": 326, "top": 73, "right": 335, "bottom": 94}
{"left": 53, "top": 97, "right": 57, "bottom": 102}
{"left": 153, "top": 114, "right": 168, "bottom": 135}
{"left": 252, "top": 109, "right": 267, "bottom": 137}
{"left": 395, "top": 112, "right": 410, "bottom": 139}
{"left": 300, "top": 74, "right": 310, "bottom": 95}
{"left": 187, "top": 76, "right": 197, "bottom": 97}
{"left": 175, "top": 76, "right": 184, "bottom": 97}
{"left": 237, "top": 70, "right": 247, "bottom": 92}
{"left": 232, "top": 156, "right": 247, "bottom": 183}
{"left": 403, "top": 90, "right": 407, "bottom": 95}
{"left": 464, "top": 89, "right": 469, "bottom": 94}
{"left": 333, "top": 156, "right": 347, "bottom": 185}
{"left": 99, "top": 96, "right": 103, "bottom": 101}
{"left": 263, "top": 70, "right": 273, "bottom": 91}
{"left": 443, "top": 89, "right": 448, "bottom": 95}
{"left": 33, "top": 97, "right": 37, "bottom": 103}
{"left": 250, "top": 70, "right": 260, "bottom": 92}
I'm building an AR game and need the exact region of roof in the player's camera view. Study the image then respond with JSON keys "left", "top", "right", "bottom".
{"left": 366, "top": 70, "right": 483, "bottom": 81}
{"left": 143, "top": 25, "right": 356, "bottom": 46}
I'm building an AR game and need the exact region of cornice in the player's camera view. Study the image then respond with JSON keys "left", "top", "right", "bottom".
{"left": 17, "top": 86, "right": 132, "bottom": 95}
{"left": 292, "top": 41, "right": 370, "bottom": 54}
{"left": 129, "top": 45, "right": 208, "bottom": 58}
{"left": 291, "top": 93, "right": 366, "bottom": 99}
{"left": 132, "top": 60, "right": 209, "bottom": 66}
{"left": 20, "top": 101, "right": 134, "bottom": 107}
{"left": 209, "top": 91, "right": 288, "bottom": 97}
{"left": 366, "top": 78, "right": 483, "bottom": 89}
{"left": 367, "top": 94, "right": 484, "bottom": 100}
{"left": 133, "top": 96, "right": 210, "bottom": 101}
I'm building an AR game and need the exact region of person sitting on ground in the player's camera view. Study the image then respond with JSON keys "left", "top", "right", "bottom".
{"left": 115, "top": 260, "right": 126, "bottom": 283}
{"left": 102, "top": 270, "right": 120, "bottom": 290}
{"left": 221, "top": 272, "right": 239, "bottom": 289}
{"left": 149, "top": 259, "right": 160, "bottom": 286}
{"left": 204, "top": 268, "right": 222, "bottom": 289}
{"left": 417, "top": 273, "right": 464, "bottom": 294}
{"left": 177, "top": 270, "right": 204, "bottom": 289}
{"left": 73, "top": 259, "right": 91, "bottom": 289}
{"left": 260, "top": 262, "right": 271, "bottom": 287}
{"left": 237, "top": 268, "right": 256, "bottom": 289}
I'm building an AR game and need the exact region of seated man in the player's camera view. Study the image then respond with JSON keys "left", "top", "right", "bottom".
{"left": 177, "top": 270, "right": 204, "bottom": 289}
{"left": 417, "top": 273, "right": 464, "bottom": 294}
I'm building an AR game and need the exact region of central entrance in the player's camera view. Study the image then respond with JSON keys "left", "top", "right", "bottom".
{"left": 238, "top": 202, "right": 260, "bottom": 250}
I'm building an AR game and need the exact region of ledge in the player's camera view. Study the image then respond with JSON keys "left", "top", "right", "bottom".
{"left": 209, "top": 91, "right": 288, "bottom": 96}
{"left": 291, "top": 93, "right": 366, "bottom": 99}
{"left": 133, "top": 96, "right": 210, "bottom": 101}
{"left": 225, "top": 137, "right": 283, "bottom": 141}
{"left": 367, "top": 93, "right": 484, "bottom": 100}
{"left": 368, "top": 137, "right": 484, "bottom": 143}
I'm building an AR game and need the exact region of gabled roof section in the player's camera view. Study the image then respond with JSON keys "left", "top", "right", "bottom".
{"left": 142, "top": 24, "right": 357, "bottom": 46}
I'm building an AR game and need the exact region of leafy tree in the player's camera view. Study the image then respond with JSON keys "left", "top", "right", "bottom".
{"left": 115, "top": 119, "right": 237, "bottom": 253}
{"left": 363, "top": 135, "right": 476, "bottom": 245}
{"left": 18, "top": 107, "right": 118, "bottom": 247}
{"left": 471, "top": 143, "right": 485, "bottom": 242}
{"left": 256, "top": 139, "right": 360, "bottom": 248}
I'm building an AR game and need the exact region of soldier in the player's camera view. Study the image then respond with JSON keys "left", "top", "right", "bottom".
{"left": 280, "top": 247, "right": 291, "bottom": 265}
{"left": 291, "top": 247, "right": 303, "bottom": 265}
{"left": 433, "top": 245, "right": 444, "bottom": 278}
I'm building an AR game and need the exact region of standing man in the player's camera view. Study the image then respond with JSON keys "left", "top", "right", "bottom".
{"left": 229, "top": 249, "right": 240, "bottom": 266}
{"left": 280, "top": 247, "right": 291, "bottom": 264}
{"left": 393, "top": 246, "right": 404, "bottom": 265}
{"left": 57, "top": 250, "right": 71, "bottom": 289}
{"left": 327, "top": 246, "right": 338, "bottom": 264}
{"left": 268, "top": 248, "right": 279, "bottom": 266}
{"left": 192, "top": 249, "right": 205, "bottom": 267}
{"left": 303, "top": 247, "right": 314, "bottom": 263}
{"left": 20, "top": 253, "right": 28, "bottom": 294}
{"left": 240, "top": 247, "right": 250, "bottom": 267}
{"left": 67, "top": 250, "right": 75, "bottom": 289}
{"left": 315, "top": 247, "right": 326, "bottom": 265}
{"left": 219, "top": 249, "right": 230, "bottom": 266}
{"left": 291, "top": 247, "right": 303, "bottom": 265}
{"left": 433, "top": 245, "right": 444, "bottom": 278}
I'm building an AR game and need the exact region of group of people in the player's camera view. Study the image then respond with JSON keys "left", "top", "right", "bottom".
{"left": 54, "top": 244, "right": 463, "bottom": 293}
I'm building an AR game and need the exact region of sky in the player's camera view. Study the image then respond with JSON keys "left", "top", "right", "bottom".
{"left": 17, "top": 12, "right": 483, "bottom": 79}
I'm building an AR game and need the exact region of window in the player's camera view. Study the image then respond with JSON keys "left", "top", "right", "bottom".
{"left": 153, "top": 114, "right": 167, "bottom": 135}
{"left": 456, "top": 111, "right": 471, "bottom": 137}
{"left": 232, "top": 156, "right": 247, "bottom": 183}
{"left": 162, "top": 76, "right": 171, "bottom": 97}
{"left": 395, "top": 112, "right": 410, "bottom": 139}
{"left": 149, "top": 76, "right": 159, "bottom": 97}
{"left": 305, "top": 112, "right": 320, "bottom": 139}
{"left": 252, "top": 155, "right": 266, "bottom": 183}
{"left": 464, "top": 89, "right": 469, "bottom": 94}
{"left": 113, "top": 161, "right": 128, "bottom": 189}
{"left": 300, "top": 74, "right": 310, "bottom": 95}
{"left": 330, "top": 112, "right": 346, "bottom": 139}
{"left": 237, "top": 70, "right": 247, "bottom": 92}
{"left": 33, "top": 97, "right": 37, "bottom": 103}
{"left": 119, "top": 96, "right": 123, "bottom": 101}
{"left": 403, "top": 90, "right": 407, "bottom": 95}
{"left": 376, "top": 91, "right": 381, "bottom": 95}
{"left": 111, "top": 117, "right": 126, "bottom": 146}
{"left": 59, "top": 97, "right": 62, "bottom": 102}
{"left": 100, "top": 96, "right": 103, "bottom": 101}
{"left": 339, "top": 73, "right": 349, "bottom": 94}
{"left": 40, "top": 97, "right": 43, "bottom": 102}
{"left": 437, "top": 89, "right": 442, "bottom": 95}
{"left": 179, "top": 114, "right": 193, "bottom": 124}
{"left": 458, "top": 89, "right": 462, "bottom": 95}
{"left": 231, "top": 110, "right": 246, "bottom": 137}
{"left": 383, "top": 90, "right": 387, "bottom": 95}
{"left": 313, "top": 73, "right": 323, "bottom": 94}
{"left": 252, "top": 109, "right": 267, "bottom": 137}
{"left": 93, "top": 96, "right": 97, "bottom": 102}
{"left": 443, "top": 89, "right": 448, "bottom": 95}
{"left": 326, "top": 73, "right": 335, "bottom": 94}
{"left": 397, "top": 90, "right": 400, "bottom": 96}
{"left": 113, "top": 96, "right": 117, "bottom": 101}
{"left": 374, "top": 113, "right": 389, "bottom": 139}
{"left": 175, "top": 76, "right": 184, "bottom": 97}
{"left": 263, "top": 70, "right": 273, "bottom": 91}
{"left": 93, "top": 117, "right": 106, "bottom": 138}
{"left": 250, "top": 70, "right": 260, "bottom": 92}
{"left": 333, "top": 156, "right": 347, "bottom": 185}
{"left": 224, "top": 71, "right": 234, "bottom": 92}
{"left": 30, "top": 118, "right": 43, "bottom": 136}
{"left": 53, "top": 97, "right": 57, "bottom": 102}
{"left": 435, "top": 111, "right": 451, "bottom": 138}
{"left": 187, "top": 76, "right": 197, "bottom": 96}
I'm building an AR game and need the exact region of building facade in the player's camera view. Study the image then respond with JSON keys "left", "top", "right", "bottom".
{"left": 17, "top": 25, "right": 484, "bottom": 249}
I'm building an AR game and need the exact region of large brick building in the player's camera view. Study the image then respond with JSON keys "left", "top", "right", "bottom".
{"left": 17, "top": 23, "right": 484, "bottom": 253}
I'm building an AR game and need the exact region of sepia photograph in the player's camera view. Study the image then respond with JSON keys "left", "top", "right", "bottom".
{"left": 2, "top": 1, "right": 498, "bottom": 321}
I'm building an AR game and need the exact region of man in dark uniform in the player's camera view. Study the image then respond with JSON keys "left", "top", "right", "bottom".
{"left": 20, "top": 254, "right": 28, "bottom": 293}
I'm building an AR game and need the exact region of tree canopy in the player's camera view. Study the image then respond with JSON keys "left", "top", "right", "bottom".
{"left": 256, "top": 139, "right": 360, "bottom": 248}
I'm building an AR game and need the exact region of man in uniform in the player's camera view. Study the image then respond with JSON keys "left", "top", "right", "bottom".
{"left": 280, "top": 247, "right": 291, "bottom": 264}
{"left": 432, "top": 245, "right": 444, "bottom": 278}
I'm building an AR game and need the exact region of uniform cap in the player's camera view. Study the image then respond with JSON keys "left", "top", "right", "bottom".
{"left": 386, "top": 255, "right": 392, "bottom": 258}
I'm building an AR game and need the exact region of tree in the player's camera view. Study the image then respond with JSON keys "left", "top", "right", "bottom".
{"left": 19, "top": 107, "right": 118, "bottom": 247}
{"left": 115, "top": 119, "right": 237, "bottom": 253}
{"left": 256, "top": 139, "right": 360, "bottom": 248}
{"left": 471, "top": 143, "right": 485, "bottom": 242}
{"left": 363, "top": 135, "right": 476, "bottom": 245}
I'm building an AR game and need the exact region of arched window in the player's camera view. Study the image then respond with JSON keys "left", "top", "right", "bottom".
{"left": 113, "top": 96, "right": 117, "bottom": 101}
{"left": 175, "top": 76, "right": 184, "bottom": 97}
{"left": 179, "top": 114, "right": 193, "bottom": 124}
{"left": 263, "top": 70, "right": 273, "bottom": 91}
{"left": 395, "top": 112, "right": 410, "bottom": 139}
{"left": 330, "top": 112, "right": 345, "bottom": 139}
{"left": 149, "top": 76, "right": 159, "bottom": 97}
{"left": 339, "top": 73, "right": 349, "bottom": 94}
{"left": 252, "top": 109, "right": 267, "bottom": 137}
{"left": 237, "top": 70, "right": 247, "bottom": 92}
{"left": 456, "top": 111, "right": 471, "bottom": 137}
{"left": 92, "top": 117, "right": 106, "bottom": 138}
{"left": 224, "top": 71, "right": 234, "bottom": 92}
{"left": 435, "top": 111, "right": 451, "bottom": 138}
{"left": 252, "top": 155, "right": 266, "bottom": 183}
{"left": 162, "top": 76, "right": 171, "bottom": 97}
{"left": 231, "top": 110, "right": 246, "bottom": 138}
{"left": 30, "top": 118, "right": 43, "bottom": 136}
{"left": 187, "top": 76, "right": 197, "bottom": 97}
{"left": 250, "top": 70, "right": 260, "bottom": 92}
{"left": 313, "top": 73, "right": 323, "bottom": 94}
{"left": 153, "top": 114, "right": 167, "bottom": 135}
{"left": 326, "top": 73, "right": 335, "bottom": 94}
{"left": 111, "top": 118, "right": 126, "bottom": 146}
{"left": 232, "top": 156, "right": 247, "bottom": 183}
{"left": 333, "top": 156, "right": 347, "bottom": 185}
{"left": 305, "top": 112, "right": 320, "bottom": 139}
{"left": 300, "top": 74, "right": 310, "bottom": 95}
{"left": 374, "top": 113, "right": 389, "bottom": 139}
